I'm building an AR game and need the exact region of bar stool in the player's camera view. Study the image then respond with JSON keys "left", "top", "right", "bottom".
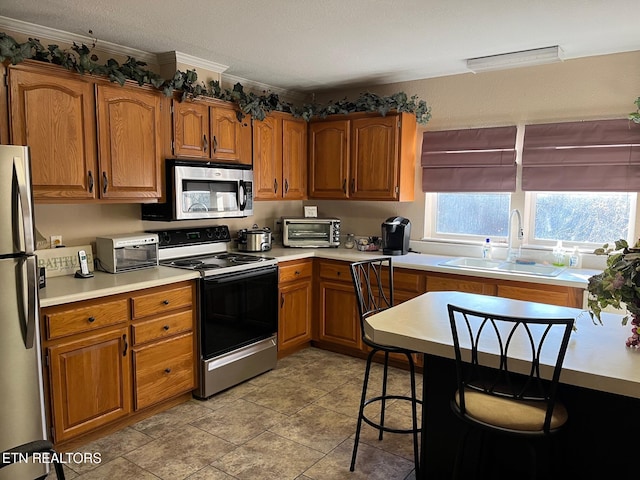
{"left": 447, "top": 304, "right": 573, "bottom": 479}
{"left": 349, "top": 257, "right": 421, "bottom": 475}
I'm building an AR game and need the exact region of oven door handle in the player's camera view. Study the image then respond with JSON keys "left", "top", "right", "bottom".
{"left": 203, "top": 266, "right": 276, "bottom": 284}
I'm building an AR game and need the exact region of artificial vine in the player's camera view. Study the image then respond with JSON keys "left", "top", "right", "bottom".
{"left": 631, "top": 97, "right": 640, "bottom": 124}
{"left": 0, "top": 32, "right": 432, "bottom": 124}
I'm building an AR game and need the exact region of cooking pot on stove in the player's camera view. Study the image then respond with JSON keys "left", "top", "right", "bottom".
{"left": 237, "top": 224, "right": 272, "bottom": 252}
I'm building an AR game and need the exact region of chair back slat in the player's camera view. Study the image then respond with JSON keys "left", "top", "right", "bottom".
{"left": 350, "top": 258, "right": 394, "bottom": 333}
{"left": 448, "top": 303, "right": 574, "bottom": 434}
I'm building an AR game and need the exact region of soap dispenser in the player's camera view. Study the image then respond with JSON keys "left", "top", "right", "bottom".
{"left": 482, "top": 238, "right": 492, "bottom": 259}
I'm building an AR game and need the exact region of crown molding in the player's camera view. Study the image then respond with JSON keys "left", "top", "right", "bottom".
{"left": 222, "top": 73, "right": 307, "bottom": 102}
{"left": 157, "top": 51, "right": 228, "bottom": 74}
{"left": 0, "top": 16, "right": 157, "bottom": 65}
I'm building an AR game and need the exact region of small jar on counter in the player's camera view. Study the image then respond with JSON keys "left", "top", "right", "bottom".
{"left": 345, "top": 234, "right": 355, "bottom": 249}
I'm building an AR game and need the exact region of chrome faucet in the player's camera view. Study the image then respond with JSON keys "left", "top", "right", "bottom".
{"left": 506, "top": 209, "right": 523, "bottom": 262}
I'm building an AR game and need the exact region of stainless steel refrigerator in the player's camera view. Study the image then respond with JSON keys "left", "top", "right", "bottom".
{"left": 0, "top": 145, "right": 49, "bottom": 479}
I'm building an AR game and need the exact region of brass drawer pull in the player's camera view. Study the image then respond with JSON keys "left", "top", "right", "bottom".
{"left": 164, "top": 368, "right": 172, "bottom": 374}
{"left": 87, "top": 316, "right": 96, "bottom": 323}
{"left": 163, "top": 300, "right": 170, "bottom": 305}
{"left": 163, "top": 325, "right": 170, "bottom": 331}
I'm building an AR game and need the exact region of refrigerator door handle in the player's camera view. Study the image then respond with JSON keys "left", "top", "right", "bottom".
{"left": 23, "top": 256, "right": 38, "bottom": 349}
{"left": 14, "top": 154, "right": 35, "bottom": 255}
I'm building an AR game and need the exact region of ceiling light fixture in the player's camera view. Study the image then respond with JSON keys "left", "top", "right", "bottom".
{"left": 466, "top": 46, "right": 564, "bottom": 73}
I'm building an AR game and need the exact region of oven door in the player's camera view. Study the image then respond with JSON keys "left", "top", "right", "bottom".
{"left": 200, "top": 265, "right": 278, "bottom": 360}
{"left": 174, "top": 164, "right": 253, "bottom": 220}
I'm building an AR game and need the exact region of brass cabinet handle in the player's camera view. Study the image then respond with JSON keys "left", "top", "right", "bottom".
{"left": 163, "top": 300, "right": 170, "bottom": 305}
{"left": 122, "top": 334, "right": 128, "bottom": 356}
{"left": 342, "top": 179, "right": 347, "bottom": 193}
{"left": 164, "top": 368, "right": 172, "bottom": 374}
{"left": 203, "top": 134, "right": 208, "bottom": 152}
{"left": 87, "top": 316, "right": 95, "bottom": 323}
{"left": 213, "top": 135, "right": 218, "bottom": 153}
{"left": 284, "top": 179, "right": 289, "bottom": 194}
{"left": 88, "top": 171, "right": 94, "bottom": 193}
{"left": 163, "top": 325, "right": 170, "bottom": 331}
{"left": 274, "top": 179, "right": 278, "bottom": 193}
{"left": 102, "top": 172, "right": 108, "bottom": 194}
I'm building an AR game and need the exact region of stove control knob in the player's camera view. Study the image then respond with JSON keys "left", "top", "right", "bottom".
{"left": 213, "top": 228, "right": 222, "bottom": 239}
{"left": 205, "top": 229, "right": 214, "bottom": 239}
{"left": 161, "top": 232, "right": 171, "bottom": 245}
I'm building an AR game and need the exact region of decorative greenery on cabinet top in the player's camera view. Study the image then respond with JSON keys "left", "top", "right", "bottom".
{"left": 0, "top": 32, "right": 432, "bottom": 125}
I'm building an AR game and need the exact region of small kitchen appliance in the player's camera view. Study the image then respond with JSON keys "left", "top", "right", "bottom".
{"left": 152, "top": 226, "right": 278, "bottom": 399}
{"left": 281, "top": 217, "right": 340, "bottom": 247}
{"left": 237, "top": 224, "right": 272, "bottom": 252}
{"left": 95, "top": 232, "right": 159, "bottom": 273}
{"left": 381, "top": 216, "right": 411, "bottom": 255}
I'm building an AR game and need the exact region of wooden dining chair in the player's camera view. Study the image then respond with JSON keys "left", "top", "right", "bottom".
{"left": 349, "top": 257, "right": 421, "bottom": 476}
{"left": 447, "top": 303, "right": 574, "bottom": 479}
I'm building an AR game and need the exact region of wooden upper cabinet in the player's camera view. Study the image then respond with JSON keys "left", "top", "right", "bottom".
{"left": 282, "top": 116, "right": 307, "bottom": 200}
{"left": 8, "top": 65, "right": 98, "bottom": 200}
{"left": 173, "top": 101, "right": 209, "bottom": 158}
{"left": 350, "top": 115, "right": 400, "bottom": 200}
{"left": 96, "top": 84, "right": 163, "bottom": 200}
{"left": 172, "top": 99, "right": 252, "bottom": 165}
{"left": 308, "top": 119, "right": 350, "bottom": 199}
{"left": 308, "top": 112, "right": 416, "bottom": 201}
{"left": 253, "top": 115, "right": 283, "bottom": 199}
{"left": 253, "top": 113, "right": 307, "bottom": 200}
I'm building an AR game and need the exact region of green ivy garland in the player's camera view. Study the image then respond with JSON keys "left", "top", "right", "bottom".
{"left": 0, "top": 32, "right": 432, "bottom": 124}
{"left": 631, "top": 97, "right": 640, "bottom": 124}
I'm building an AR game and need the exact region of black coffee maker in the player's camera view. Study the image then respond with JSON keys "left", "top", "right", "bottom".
{"left": 381, "top": 216, "right": 411, "bottom": 255}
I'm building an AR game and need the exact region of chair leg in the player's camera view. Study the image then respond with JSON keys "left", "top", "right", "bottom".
{"left": 350, "top": 348, "right": 377, "bottom": 472}
{"left": 407, "top": 352, "right": 420, "bottom": 478}
{"left": 379, "top": 351, "right": 390, "bottom": 441}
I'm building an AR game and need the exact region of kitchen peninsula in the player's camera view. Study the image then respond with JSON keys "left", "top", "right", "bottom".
{"left": 365, "top": 290, "right": 639, "bottom": 477}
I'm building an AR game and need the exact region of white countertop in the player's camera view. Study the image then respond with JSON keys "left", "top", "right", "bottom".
{"left": 39, "top": 246, "right": 599, "bottom": 308}
{"left": 39, "top": 267, "right": 200, "bottom": 307}
{"left": 364, "top": 291, "right": 640, "bottom": 399}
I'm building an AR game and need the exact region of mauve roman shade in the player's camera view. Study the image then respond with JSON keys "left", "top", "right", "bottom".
{"left": 522, "top": 119, "right": 640, "bottom": 191}
{"left": 421, "top": 126, "right": 517, "bottom": 192}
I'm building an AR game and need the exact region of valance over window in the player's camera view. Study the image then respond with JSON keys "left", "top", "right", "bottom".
{"left": 522, "top": 119, "right": 640, "bottom": 191}
{"left": 421, "top": 126, "right": 517, "bottom": 192}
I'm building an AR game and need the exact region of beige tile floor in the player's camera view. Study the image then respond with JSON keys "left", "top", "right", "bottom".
{"left": 52, "top": 347, "right": 422, "bottom": 480}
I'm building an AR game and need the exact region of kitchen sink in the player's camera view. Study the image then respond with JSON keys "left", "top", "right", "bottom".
{"left": 439, "top": 257, "right": 566, "bottom": 277}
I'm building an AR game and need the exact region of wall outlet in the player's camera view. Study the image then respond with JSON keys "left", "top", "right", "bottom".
{"left": 50, "top": 235, "right": 63, "bottom": 248}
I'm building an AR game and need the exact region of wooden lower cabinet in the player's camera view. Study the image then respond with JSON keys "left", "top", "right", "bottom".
{"left": 47, "top": 326, "right": 131, "bottom": 443}
{"left": 278, "top": 259, "right": 313, "bottom": 355}
{"left": 41, "top": 281, "right": 196, "bottom": 445}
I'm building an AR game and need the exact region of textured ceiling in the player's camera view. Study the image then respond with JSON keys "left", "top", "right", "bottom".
{"left": 1, "top": 0, "right": 639, "bottom": 93}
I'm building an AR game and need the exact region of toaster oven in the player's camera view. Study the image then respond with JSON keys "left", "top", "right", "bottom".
{"left": 281, "top": 218, "right": 340, "bottom": 247}
{"left": 95, "top": 233, "right": 159, "bottom": 273}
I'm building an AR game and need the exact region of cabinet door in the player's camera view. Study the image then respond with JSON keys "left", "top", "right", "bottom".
{"left": 279, "top": 279, "right": 313, "bottom": 350}
{"left": 308, "top": 120, "right": 350, "bottom": 199}
{"left": 253, "top": 115, "right": 283, "bottom": 199}
{"left": 318, "top": 279, "right": 362, "bottom": 350}
{"left": 427, "top": 275, "right": 497, "bottom": 295}
{"left": 496, "top": 284, "right": 582, "bottom": 308}
{"left": 282, "top": 117, "right": 307, "bottom": 200}
{"left": 350, "top": 115, "right": 399, "bottom": 200}
{"left": 96, "top": 85, "right": 162, "bottom": 199}
{"left": 8, "top": 66, "right": 98, "bottom": 200}
{"left": 211, "top": 106, "right": 252, "bottom": 165}
{"left": 173, "top": 101, "right": 209, "bottom": 158}
{"left": 47, "top": 326, "right": 131, "bottom": 442}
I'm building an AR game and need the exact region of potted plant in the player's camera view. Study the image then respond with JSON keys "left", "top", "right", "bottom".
{"left": 587, "top": 239, "right": 640, "bottom": 347}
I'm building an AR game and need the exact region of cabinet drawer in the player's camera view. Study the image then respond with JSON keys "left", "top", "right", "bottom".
{"left": 131, "top": 285, "right": 193, "bottom": 319}
{"left": 382, "top": 268, "right": 425, "bottom": 294}
{"left": 44, "top": 299, "right": 128, "bottom": 340}
{"left": 319, "top": 262, "right": 351, "bottom": 281}
{"left": 279, "top": 260, "right": 313, "bottom": 282}
{"left": 131, "top": 310, "right": 193, "bottom": 346}
{"left": 133, "top": 333, "right": 195, "bottom": 410}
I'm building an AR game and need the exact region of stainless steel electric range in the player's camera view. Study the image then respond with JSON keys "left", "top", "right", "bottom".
{"left": 153, "top": 226, "right": 278, "bottom": 399}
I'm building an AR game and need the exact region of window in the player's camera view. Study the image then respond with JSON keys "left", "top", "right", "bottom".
{"left": 528, "top": 192, "right": 635, "bottom": 245}
{"left": 432, "top": 193, "right": 510, "bottom": 238}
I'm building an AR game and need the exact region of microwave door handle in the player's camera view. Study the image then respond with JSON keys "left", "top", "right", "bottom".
{"left": 238, "top": 180, "right": 248, "bottom": 211}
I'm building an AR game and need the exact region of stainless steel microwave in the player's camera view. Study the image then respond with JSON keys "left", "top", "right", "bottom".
{"left": 282, "top": 217, "right": 341, "bottom": 247}
{"left": 142, "top": 160, "right": 253, "bottom": 221}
